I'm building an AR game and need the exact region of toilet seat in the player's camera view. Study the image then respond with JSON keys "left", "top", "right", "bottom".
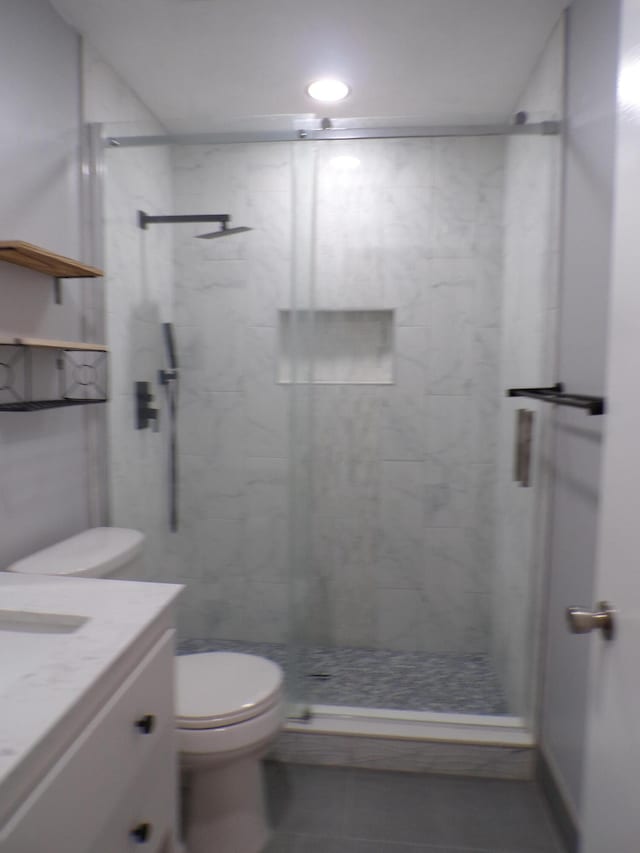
{"left": 175, "top": 652, "right": 283, "bottom": 730}
{"left": 177, "top": 700, "right": 284, "bottom": 757}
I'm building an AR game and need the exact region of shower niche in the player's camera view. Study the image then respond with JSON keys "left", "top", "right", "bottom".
{"left": 278, "top": 309, "right": 394, "bottom": 385}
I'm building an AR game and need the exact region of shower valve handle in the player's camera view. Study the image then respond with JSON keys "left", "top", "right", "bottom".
{"left": 135, "top": 381, "right": 159, "bottom": 431}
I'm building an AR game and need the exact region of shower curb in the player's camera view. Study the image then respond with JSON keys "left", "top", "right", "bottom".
{"left": 268, "top": 731, "right": 534, "bottom": 780}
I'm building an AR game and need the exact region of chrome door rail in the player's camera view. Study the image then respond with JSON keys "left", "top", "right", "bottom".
{"left": 106, "top": 121, "right": 561, "bottom": 148}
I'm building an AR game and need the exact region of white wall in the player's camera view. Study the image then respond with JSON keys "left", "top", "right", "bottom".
{"left": 541, "top": 0, "right": 620, "bottom": 821}
{"left": 0, "top": 0, "right": 93, "bottom": 568}
{"left": 493, "top": 18, "right": 564, "bottom": 716}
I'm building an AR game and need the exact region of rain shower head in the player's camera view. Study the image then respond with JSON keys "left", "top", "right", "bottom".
{"left": 196, "top": 224, "right": 253, "bottom": 239}
{"left": 138, "top": 210, "right": 250, "bottom": 238}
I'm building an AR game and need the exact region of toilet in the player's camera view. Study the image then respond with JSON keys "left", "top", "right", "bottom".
{"left": 6, "top": 527, "right": 284, "bottom": 853}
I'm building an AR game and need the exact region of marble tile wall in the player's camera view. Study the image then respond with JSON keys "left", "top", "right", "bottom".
{"left": 172, "top": 136, "right": 505, "bottom": 656}
{"left": 492, "top": 19, "right": 564, "bottom": 716}
{"left": 84, "top": 43, "right": 178, "bottom": 588}
{"left": 104, "top": 136, "right": 176, "bottom": 585}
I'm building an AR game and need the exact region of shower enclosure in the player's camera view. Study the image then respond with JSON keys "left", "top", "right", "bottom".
{"left": 97, "top": 27, "right": 562, "bottom": 742}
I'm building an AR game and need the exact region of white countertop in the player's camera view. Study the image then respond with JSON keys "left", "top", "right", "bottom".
{"left": 0, "top": 572, "right": 182, "bottom": 821}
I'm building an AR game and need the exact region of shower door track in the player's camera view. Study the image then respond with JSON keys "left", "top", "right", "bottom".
{"left": 106, "top": 120, "right": 560, "bottom": 148}
{"left": 286, "top": 705, "right": 533, "bottom": 747}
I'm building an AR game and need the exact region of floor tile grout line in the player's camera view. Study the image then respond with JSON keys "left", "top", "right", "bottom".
{"left": 274, "top": 831, "right": 560, "bottom": 853}
{"left": 275, "top": 825, "right": 561, "bottom": 852}
{"left": 335, "top": 833, "right": 560, "bottom": 852}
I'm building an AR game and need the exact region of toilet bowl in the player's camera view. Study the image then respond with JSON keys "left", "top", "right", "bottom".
{"left": 176, "top": 651, "right": 283, "bottom": 853}
{"left": 6, "top": 527, "right": 284, "bottom": 853}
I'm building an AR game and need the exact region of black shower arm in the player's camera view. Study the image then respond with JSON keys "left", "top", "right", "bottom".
{"left": 138, "top": 210, "right": 230, "bottom": 230}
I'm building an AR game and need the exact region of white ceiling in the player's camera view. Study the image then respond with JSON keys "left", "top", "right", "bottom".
{"left": 50, "top": 0, "right": 568, "bottom": 133}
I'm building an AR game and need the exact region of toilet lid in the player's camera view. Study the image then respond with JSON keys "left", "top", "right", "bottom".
{"left": 175, "top": 652, "right": 283, "bottom": 729}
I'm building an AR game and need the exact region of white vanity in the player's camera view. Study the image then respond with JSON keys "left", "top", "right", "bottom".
{"left": 0, "top": 572, "right": 182, "bottom": 853}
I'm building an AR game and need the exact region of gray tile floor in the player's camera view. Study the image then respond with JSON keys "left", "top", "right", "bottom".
{"left": 178, "top": 639, "right": 508, "bottom": 715}
{"left": 262, "top": 763, "right": 564, "bottom": 853}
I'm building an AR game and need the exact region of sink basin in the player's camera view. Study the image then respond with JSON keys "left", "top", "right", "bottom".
{"left": 0, "top": 609, "right": 87, "bottom": 635}
{"left": 0, "top": 610, "right": 88, "bottom": 692}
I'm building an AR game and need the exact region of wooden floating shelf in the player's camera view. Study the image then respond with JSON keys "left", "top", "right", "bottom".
{"left": 0, "top": 242, "right": 103, "bottom": 279}
{"left": 0, "top": 335, "right": 108, "bottom": 352}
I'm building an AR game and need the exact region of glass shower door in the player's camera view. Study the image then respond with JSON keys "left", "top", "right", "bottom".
{"left": 284, "top": 143, "right": 319, "bottom": 718}
{"left": 286, "top": 131, "right": 561, "bottom": 724}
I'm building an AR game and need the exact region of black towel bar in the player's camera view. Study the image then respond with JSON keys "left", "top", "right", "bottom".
{"left": 507, "top": 383, "right": 605, "bottom": 416}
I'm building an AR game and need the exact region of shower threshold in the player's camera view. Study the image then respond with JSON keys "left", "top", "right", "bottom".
{"left": 276, "top": 706, "right": 534, "bottom": 778}
{"left": 287, "top": 703, "right": 532, "bottom": 747}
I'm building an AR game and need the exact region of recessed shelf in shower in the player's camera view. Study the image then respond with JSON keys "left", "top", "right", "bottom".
{"left": 278, "top": 309, "right": 394, "bottom": 385}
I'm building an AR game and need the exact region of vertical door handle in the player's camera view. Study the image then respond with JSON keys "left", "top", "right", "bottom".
{"left": 513, "top": 408, "right": 534, "bottom": 487}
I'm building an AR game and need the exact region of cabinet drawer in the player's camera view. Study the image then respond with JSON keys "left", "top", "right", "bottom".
{"left": 1, "top": 630, "right": 175, "bottom": 853}
{"left": 89, "top": 739, "right": 177, "bottom": 853}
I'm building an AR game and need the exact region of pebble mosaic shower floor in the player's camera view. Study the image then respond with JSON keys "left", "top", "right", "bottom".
{"left": 177, "top": 639, "right": 509, "bottom": 715}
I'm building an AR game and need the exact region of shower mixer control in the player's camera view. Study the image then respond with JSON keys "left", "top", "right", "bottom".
{"left": 135, "top": 381, "right": 159, "bottom": 431}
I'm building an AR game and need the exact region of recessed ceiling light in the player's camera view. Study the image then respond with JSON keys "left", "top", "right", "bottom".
{"left": 306, "top": 78, "right": 350, "bottom": 103}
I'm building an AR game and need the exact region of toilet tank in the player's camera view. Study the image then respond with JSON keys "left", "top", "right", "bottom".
{"left": 6, "top": 527, "right": 145, "bottom": 579}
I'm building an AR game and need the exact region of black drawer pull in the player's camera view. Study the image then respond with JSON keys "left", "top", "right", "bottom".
{"left": 130, "top": 822, "right": 152, "bottom": 844}
{"left": 134, "top": 714, "right": 156, "bottom": 734}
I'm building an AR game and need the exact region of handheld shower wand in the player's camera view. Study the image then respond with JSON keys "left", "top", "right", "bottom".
{"left": 159, "top": 322, "right": 179, "bottom": 532}
{"left": 160, "top": 322, "right": 178, "bottom": 376}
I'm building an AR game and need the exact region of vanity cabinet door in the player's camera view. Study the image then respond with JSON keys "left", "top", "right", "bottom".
{"left": 0, "top": 630, "right": 175, "bottom": 853}
{"left": 88, "top": 737, "right": 178, "bottom": 853}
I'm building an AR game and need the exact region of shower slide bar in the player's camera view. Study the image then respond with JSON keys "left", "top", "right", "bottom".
{"left": 507, "top": 383, "right": 605, "bottom": 415}
{"left": 107, "top": 120, "right": 561, "bottom": 148}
